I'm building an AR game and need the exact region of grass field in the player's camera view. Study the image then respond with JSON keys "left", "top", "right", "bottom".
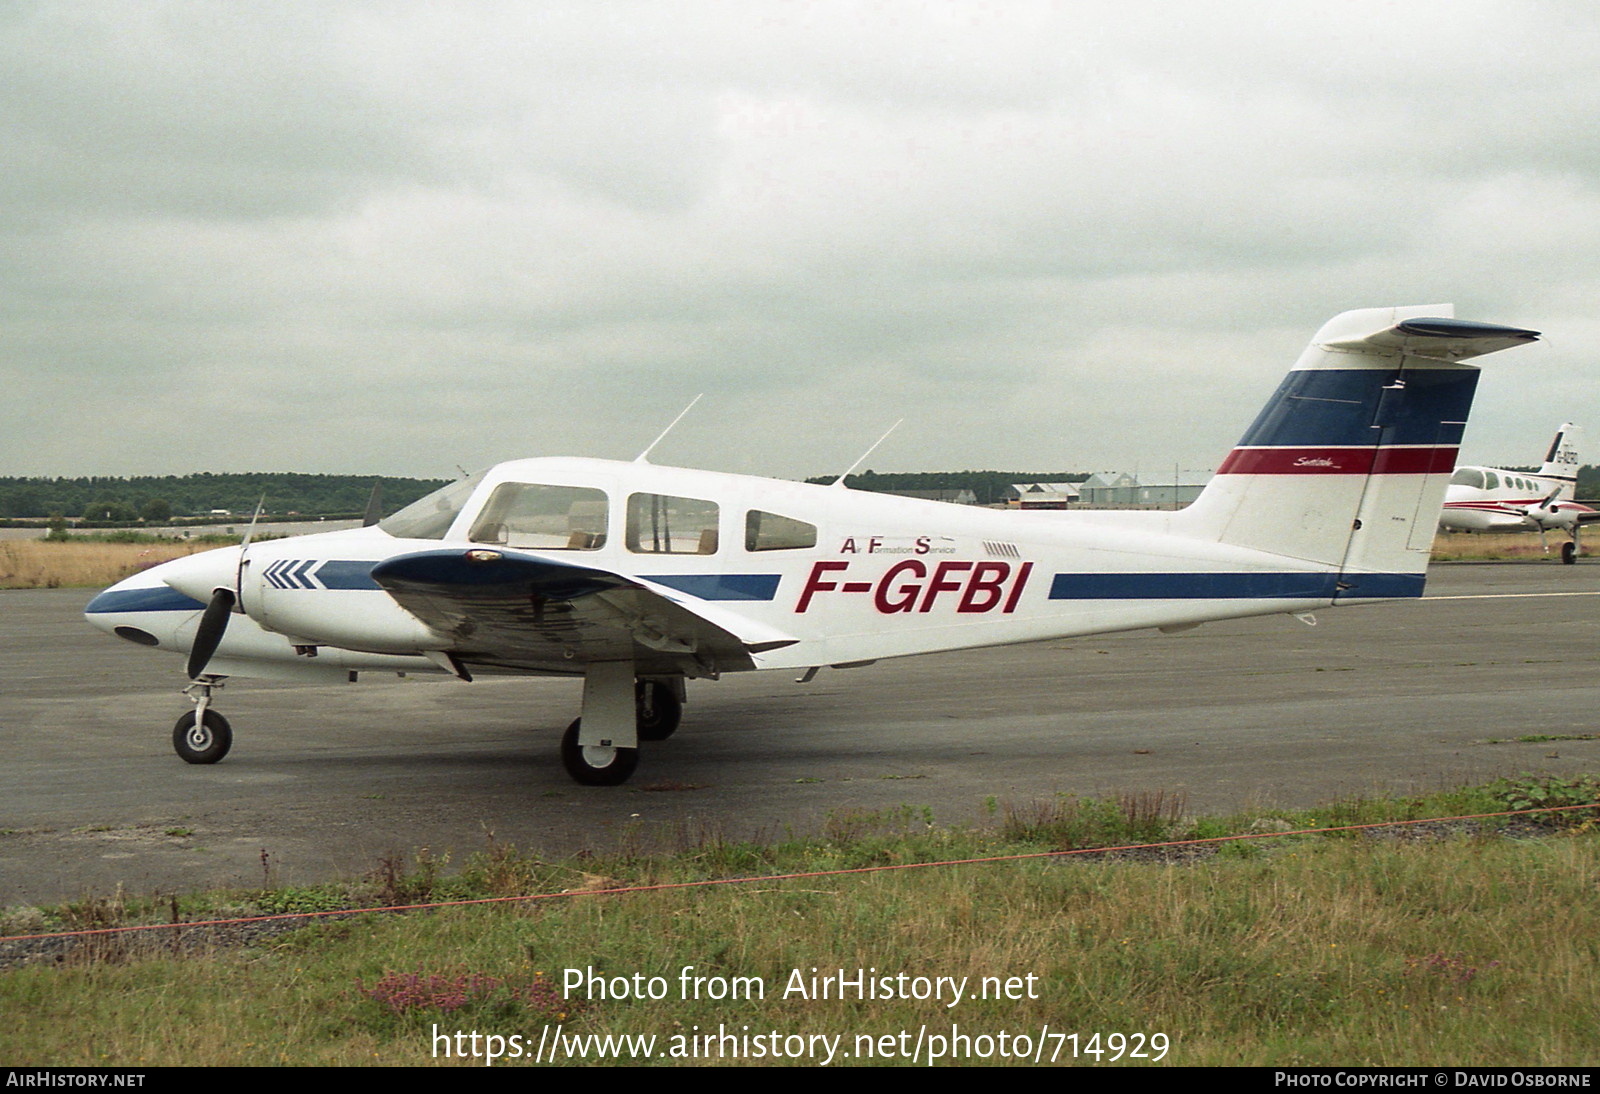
{"left": 0, "top": 537, "right": 223, "bottom": 590}
{"left": 2, "top": 780, "right": 1597, "bottom": 1067}
{"left": 1430, "top": 531, "right": 1576, "bottom": 561}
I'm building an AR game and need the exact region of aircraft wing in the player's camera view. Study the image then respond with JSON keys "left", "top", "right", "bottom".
{"left": 369, "top": 548, "right": 798, "bottom": 676}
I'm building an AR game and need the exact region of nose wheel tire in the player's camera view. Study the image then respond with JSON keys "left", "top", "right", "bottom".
{"left": 172, "top": 709, "right": 233, "bottom": 764}
{"left": 561, "top": 718, "right": 638, "bottom": 785}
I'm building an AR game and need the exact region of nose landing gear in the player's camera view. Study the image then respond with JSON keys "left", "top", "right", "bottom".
{"left": 173, "top": 678, "right": 233, "bottom": 764}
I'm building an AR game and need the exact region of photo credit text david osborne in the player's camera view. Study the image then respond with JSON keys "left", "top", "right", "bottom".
{"left": 1274, "top": 1073, "right": 1591, "bottom": 1088}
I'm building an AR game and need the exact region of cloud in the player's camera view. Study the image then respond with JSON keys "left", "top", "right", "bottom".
{"left": 1, "top": 0, "right": 1594, "bottom": 478}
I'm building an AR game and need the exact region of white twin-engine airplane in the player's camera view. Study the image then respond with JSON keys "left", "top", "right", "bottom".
{"left": 1438, "top": 423, "right": 1596, "bottom": 563}
{"left": 86, "top": 305, "right": 1538, "bottom": 786}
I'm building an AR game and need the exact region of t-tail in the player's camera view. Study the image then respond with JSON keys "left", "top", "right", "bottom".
{"left": 1538, "top": 422, "right": 1582, "bottom": 494}
{"left": 1178, "top": 305, "right": 1540, "bottom": 600}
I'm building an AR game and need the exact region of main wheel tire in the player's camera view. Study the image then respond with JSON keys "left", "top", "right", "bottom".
{"left": 561, "top": 717, "right": 639, "bottom": 786}
{"left": 1562, "top": 541, "right": 1578, "bottom": 565}
{"left": 635, "top": 680, "right": 683, "bottom": 742}
{"left": 172, "top": 709, "right": 232, "bottom": 764}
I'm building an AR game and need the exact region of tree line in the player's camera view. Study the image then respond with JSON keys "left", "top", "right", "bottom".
{"left": 6, "top": 462, "right": 1598, "bottom": 524}
{"left": 0, "top": 473, "right": 449, "bottom": 522}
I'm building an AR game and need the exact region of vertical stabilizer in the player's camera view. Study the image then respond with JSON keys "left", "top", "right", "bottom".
{"left": 1538, "top": 423, "right": 1582, "bottom": 496}
{"left": 1178, "top": 306, "right": 1539, "bottom": 599}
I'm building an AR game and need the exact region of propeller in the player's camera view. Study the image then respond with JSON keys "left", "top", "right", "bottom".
{"left": 187, "top": 587, "right": 237, "bottom": 679}
{"left": 1522, "top": 487, "right": 1575, "bottom": 532}
{"left": 186, "top": 497, "right": 264, "bottom": 680}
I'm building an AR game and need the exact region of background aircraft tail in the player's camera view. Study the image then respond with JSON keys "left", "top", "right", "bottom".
{"left": 1538, "top": 423, "right": 1582, "bottom": 495}
{"left": 1177, "top": 305, "right": 1539, "bottom": 598}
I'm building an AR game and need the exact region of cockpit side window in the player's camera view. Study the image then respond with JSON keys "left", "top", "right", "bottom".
{"left": 378, "top": 471, "right": 486, "bottom": 540}
{"left": 745, "top": 510, "right": 817, "bottom": 551}
{"left": 1484, "top": 471, "right": 1500, "bottom": 490}
{"left": 626, "top": 493, "right": 719, "bottom": 554}
{"left": 469, "top": 483, "right": 609, "bottom": 550}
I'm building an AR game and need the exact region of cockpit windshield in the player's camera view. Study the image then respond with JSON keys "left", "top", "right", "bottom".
{"left": 377, "top": 471, "right": 487, "bottom": 540}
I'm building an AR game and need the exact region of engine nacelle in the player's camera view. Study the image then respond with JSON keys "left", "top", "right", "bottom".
{"left": 242, "top": 567, "right": 445, "bottom": 652}
{"left": 1523, "top": 505, "right": 1578, "bottom": 532}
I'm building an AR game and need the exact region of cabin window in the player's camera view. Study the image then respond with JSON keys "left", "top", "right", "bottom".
{"left": 468, "top": 483, "right": 608, "bottom": 550}
{"left": 378, "top": 471, "right": 486, "bottom": 539}
{"left": 745, "top": 510, "right": 817, "bottom": 552}
{"left": 626, "top": 493, "right": 719, "bottom": 554}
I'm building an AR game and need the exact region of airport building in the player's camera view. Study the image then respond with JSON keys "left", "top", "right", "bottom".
{"left": 1076, "top": 470, "right": 1213, "bottom": 508}
{"left": 1007, "top": 483, "right": 1080, "bottom": 509}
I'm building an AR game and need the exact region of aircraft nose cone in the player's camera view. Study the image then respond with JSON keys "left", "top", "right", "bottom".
{"left": 153, "top": 545, "right": 242, "bottom": 602}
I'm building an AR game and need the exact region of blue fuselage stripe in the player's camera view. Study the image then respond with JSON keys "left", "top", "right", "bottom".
{"left": 649, "top": 574, "right": 781, "bottom": 601}
{"left": 1048, "top": 572, "right": 1425, "bottom": 600}
{"left": 1236, "top": 368, "right": 1479, "bottom": 448}
{"left": 315, "top": 560, "right": 381, "bottom": 589}
{"left": 85, "top": 587, "right": 206, "bottom": 614}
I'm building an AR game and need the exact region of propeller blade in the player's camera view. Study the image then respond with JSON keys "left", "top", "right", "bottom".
{"left": 188, "top": 587, "right": 236, "bottom": 679}
{"left": 240, "top": 496, "right": 265, "bottom": 550}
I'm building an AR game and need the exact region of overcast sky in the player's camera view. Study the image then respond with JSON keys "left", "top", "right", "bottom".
{"left": 4, "top": 0, "right": 1597, "bottom": 481}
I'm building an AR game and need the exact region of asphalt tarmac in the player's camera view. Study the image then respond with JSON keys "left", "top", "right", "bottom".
{"left": 4, "top": 562, "right": 1598, "bottom": 906}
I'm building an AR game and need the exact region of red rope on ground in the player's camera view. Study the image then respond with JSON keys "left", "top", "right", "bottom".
{"left": 3, "top": 802, "right": 1593, "bottom": 944}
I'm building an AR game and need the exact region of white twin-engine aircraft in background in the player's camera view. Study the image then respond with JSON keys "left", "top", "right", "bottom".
{"left": 86, "top": 305, "right": 1539, "bottom": 786}
{"left": 1438, "top": 423, "right": 1597, "bottom": 563}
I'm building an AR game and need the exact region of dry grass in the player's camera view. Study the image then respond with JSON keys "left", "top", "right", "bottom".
{"left": 1431, "top": 531, "right": 1570, "bottom": 561}
{"left": 0, "top": 539, "right": 214, "bottom": 590}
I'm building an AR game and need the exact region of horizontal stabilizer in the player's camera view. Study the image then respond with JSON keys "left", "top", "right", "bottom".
{"left": 1323, "top": 315, "right": 1540, "bottom": 362}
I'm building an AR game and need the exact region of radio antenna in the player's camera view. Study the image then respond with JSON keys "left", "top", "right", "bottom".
{"left": 831, "top": 420, "right": 903, "bottom": 487}
{"left": 635, "top": 394, "right": 703, "bottom": 463}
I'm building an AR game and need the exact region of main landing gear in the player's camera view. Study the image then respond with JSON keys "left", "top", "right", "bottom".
{"left": 561, "top": 672, "right": 684, "bottom": 786}
{"left": 163, "top": 666, "right": 685, "bottom": 785}
{"left": 635, "top": 679, "right": 683, "bottom": 741}
{"left": 1537, "top": 527, "right": 1581, "bottom": 565}
{"left": 561, "top": 719, "right": 637, "bottom": 786}
{"left": 173, "top": 678, "right": 232, "bottom": 764}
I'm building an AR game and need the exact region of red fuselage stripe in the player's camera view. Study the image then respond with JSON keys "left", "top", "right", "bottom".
{"left": 1216, "top": 446, "right": 1458, "bottom": 475}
